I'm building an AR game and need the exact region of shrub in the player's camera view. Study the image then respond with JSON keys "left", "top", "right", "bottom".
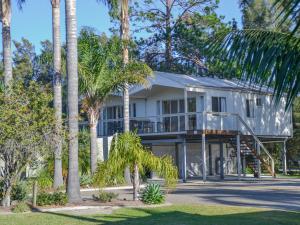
{"left": 36, "top": 192, "right": 67, "bottom": 206}
{"left": 80, "top": 174, "right": 93, "bottom": 187}
{"left": 141, "top": 183, "right": 165, "bottom": 204}
{"left": 11, "top": 182, "right": 28, "bottom": 202}
{"left": 92, "top": 191, "right": 118, "bottom": 202}
{"left": 12, "top": 202, "right": 30, "bottom": 213}
{"left": 37, "top": 170, "right": 53, "bottom": 191}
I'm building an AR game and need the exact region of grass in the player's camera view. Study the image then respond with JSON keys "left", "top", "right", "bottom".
{"left": 0, "top": 205, "right": 300, "bottom": 225}
{"left": 276, "top": 174, "right": 300, "bottom": 179}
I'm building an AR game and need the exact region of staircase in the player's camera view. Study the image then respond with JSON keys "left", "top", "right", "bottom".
{"left": 226, "top": 115, "right": 276, "bottom": 178}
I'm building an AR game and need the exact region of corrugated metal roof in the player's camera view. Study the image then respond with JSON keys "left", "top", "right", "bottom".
{"left": 130, "top": 71, "right": 273, "bottom": 94}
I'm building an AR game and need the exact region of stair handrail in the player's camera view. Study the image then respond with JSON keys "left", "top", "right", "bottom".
{"left": 236, "top": 114, "right": 275, "bottom": 177}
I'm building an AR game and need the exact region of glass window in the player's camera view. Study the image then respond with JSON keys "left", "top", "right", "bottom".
{"left": 156, "top": 100, "right": 161, "bottom": 115}
{"left": 163, "top": 117, "right": 171, "bottom": 132}
{"left": 188, "top": 98, "right": 196, "bottom": 112}
{"left": 171, "top": 116, "right": 178, "bottom": 132}
{"left": 246, "top": 99, "right": 255, "bottom": 118}
{"left": 179, "top": 99, "right": 184, "bottom": 113}
{"left": 212, "top": 97, "right": 227, "bottom": 112}
{"left": 256, "top": 98, "right": 262, "bottom": 107}
{"left": 171, "top": 100, "right": 178, "bottom": 114}
{"left": 118, "top": 106, "right": 123, "bottom": 118}
{"left": 133, "top": 103, "right": 136, "bottom": 117}
{"left": 162, "top": 100, "right": 170, "bottom": 114}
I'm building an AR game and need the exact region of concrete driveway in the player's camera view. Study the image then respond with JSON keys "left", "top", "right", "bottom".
{"left": 82, "top": 178, "right": 300, "bottom": 211}
{"left": 166, "top": 179, "right": 300, "bottom": 211}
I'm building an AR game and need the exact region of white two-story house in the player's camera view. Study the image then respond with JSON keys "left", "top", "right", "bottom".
{"left": 96, "top": 72, "right": 293, "bottom": 181}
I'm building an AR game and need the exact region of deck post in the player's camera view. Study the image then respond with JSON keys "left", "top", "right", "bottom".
{"left": 220, "top": 143, "right": 224, "bottom": 180}
{"left": 242, "top": 155, "right": 246, "bottom": 177}
{"left": 202, "top": 133, "right": 207, "bottom": 182}
{"left": 182, "top": 139, "right": 187, "bottom": 182}
{"left": 236, "top": 134, "right": 242, "bottom": 180}
{"left": 282, "top": 140, "right": 287, "bottom": 175}
{"left": 184, "top": 89, "right": 188, "bottom": 131}
{"left": 256, "top": 142, "right": 261, "bottom": 178}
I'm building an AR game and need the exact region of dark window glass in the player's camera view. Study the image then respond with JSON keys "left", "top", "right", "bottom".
{"left": 156, "top": 101, "right": 161, "bottom": 115}
{"left": 246, "top": 99, "right": 254, "bottom": 118}
{"left": 133, "top": 103, "right": 136, "bottom": 117}
{"left": 256, "top": 98, "right": 262, "bottom": 106}
{"left": 171, "top": 100, "right": 178, "bottom": 114}
{"left": 179, "top": 99, "right": 184, "bottom": 113}
{"left": 163, "top": 117, "right": 171, "bottom": 132}
{"left": 212, "top": 97, "right": 219, "bottom": 112}
{"left": 171, "top": 116, "right": 178, "bottom": 132}
{"left": 188, "top": 98, "right": 196, "bottom": 112}
{"left": 162, "top": 101, "right": 170, "bottom": 114}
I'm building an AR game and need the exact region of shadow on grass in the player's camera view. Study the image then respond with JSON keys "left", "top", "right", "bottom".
{"left": 44, "top": 206, "right": 300, "bottom": 225}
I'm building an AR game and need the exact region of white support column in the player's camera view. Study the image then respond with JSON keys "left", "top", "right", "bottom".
{"left": 256, "top": 142, "right": 261, "bottom": 178}
{"left": 282, "top": 140, "right": 287, "bottom": 175}
{"left": 236, "top": 134, "right": 242, "bottom": 180}
{"left": 184, "top": 89, "right": 188, "bottom": 131}
{"left": 182, "top": 139, "right": 187, "bottom": 182}
{"left": 202, "top": 133, "right": 207, "bottom": 182}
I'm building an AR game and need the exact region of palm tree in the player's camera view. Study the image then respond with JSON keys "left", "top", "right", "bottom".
{"left": 0, "top": 0, "right": 25, "bottom": 87}
{"left": 207, "top": 0, "right": 300, "bottom": 107}
{"left": 94, "top": 132, "right": 178, "bottom": 201}
{"left": 51, "top": 0, "right": 63, "bottom": 189}
{"left": 78, "top": 29, "right": 152, "bottom": 174}
{"left": 65, "top": 0, "right": 81, "bottom": 203}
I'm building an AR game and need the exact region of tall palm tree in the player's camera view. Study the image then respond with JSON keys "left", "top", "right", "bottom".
{"left": 65, "top": 0, "right": 81, "bottom": 202}
{"left": 0, "top": 0, "right": 25, "bottom": 87}
{"left": 78, "top": 29, "right": 152, "bottom": 174}
{"left": 207, "top": 0, "right": 300, "bottom": 107}
{"left": 51, "top": 0, "right": 63, "bottom": 189}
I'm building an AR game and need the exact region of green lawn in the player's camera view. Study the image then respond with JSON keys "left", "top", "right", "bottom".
{"left": 276, "top": 174, "right": 300, "bottom": 179}
{"left": 0, "top": 205, "right": 300, "bottom": 225}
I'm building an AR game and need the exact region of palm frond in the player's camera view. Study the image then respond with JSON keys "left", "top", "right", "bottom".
{"left": 274, "top": 0, "right": 300, "bottom": 33}
{"left": 208, "top": 29, "right": 300, "bottom": 108}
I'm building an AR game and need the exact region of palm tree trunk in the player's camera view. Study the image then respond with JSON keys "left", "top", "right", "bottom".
{"left": 133, "top": 163, "right": 139, "bottom": 201}
{"left": 1, "top": 0, "right": 13, "bottom": 87}
{"left": 65, "top": 0, "right": 81, "bottom": 203}
{"left": 121, "top": 0, "right": 132, "bottom": 185}
{"left": 89, "top": 111, "right": 99, "bottom": 174}
{"left": 51, "top": 0, "right": 64, "bottom": 189}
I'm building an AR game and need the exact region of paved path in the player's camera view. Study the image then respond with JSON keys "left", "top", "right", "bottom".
{"left": 83, "top": 178, "right": 300, "bottom": 211}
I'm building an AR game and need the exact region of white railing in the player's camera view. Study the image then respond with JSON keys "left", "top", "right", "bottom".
{"left": 99, "top": 111, "right": 274, "bottom": 176}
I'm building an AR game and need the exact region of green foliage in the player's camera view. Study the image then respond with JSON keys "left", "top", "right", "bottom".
{"left": 94, "top": 132, "right": 178, "bottom": 189}
{"left": 11, "top": 182, "right": 28, "bottom": 202}
{"left": 37, "top": 170, "right": 53, "bottom": 191}
{"left": 141, "top": 183, "right": 165, "bottom": 205}
{"left": 92, "top": 191, "right": 118, "bottom": 202}
{"left": 208, "top": 29, "right": 300, "bottom": 107}
{"left": 36, "top": 192, "right": 67, "bottom": 206}
{"left": 80, "top": 174, "right": 93, "bottom": 187}
{"left": 78, "top": 28, "right": 152, "bottom": 124}
{"left": 0, "top": 81, "right": 55, "bottom": 203}
{"left": 245, "top": 166, "right": 254, "bottom": 174}
{"left": 12, "top": 202, "right": 30, "bottom": 213}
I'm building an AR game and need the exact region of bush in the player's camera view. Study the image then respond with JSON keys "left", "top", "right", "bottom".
{"left": 92, "top": 191, "right": 118, "bottom": 202}
{"left": 141, "top": 183, "right": 165, "bottom": 204}
{"left": 12, "top": 202, "right": 30, "bottom": 213}
{"left": 11, "top": 182, "right": 28, "bottom": 202}
{"left": 80, "top": 174, "right": 93, "bottom": 187}
{"left": 37, "top": 170, "right": 53, "bottom": 191}
{"left": 36, "top": 192, "right": 67, "bottom": 206}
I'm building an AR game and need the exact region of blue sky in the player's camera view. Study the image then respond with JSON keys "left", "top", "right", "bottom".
{"left": 6, "top": 0, "right": 241, "bottom": 52}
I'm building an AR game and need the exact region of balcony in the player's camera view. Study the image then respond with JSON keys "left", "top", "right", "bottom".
{"left": 99, "top": 112, "right": 244, "bottom": 137}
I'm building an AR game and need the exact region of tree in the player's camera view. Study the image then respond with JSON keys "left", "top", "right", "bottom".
{"left": 0, "top": 81, "right": 56, "bottom": 207}
{"left": 51, "top": 0, "right": 64, "bottom": 189}
{"left": 0, "top": 0, "right": 26, "bottom": 87}
{"left": 207, "top": 0, "right": 300, "bottom": 107}
{"left": 78, "top": 28, "right": 152, "bottom": 174}
{"left": 132, "top": 0, "right": 218, "bottom": 72}
{"left": 12, "top": 38, "right": 36, "bottom": 83}
{"left": 65, "top": 0, "right": 81, "bottom": 203}
{"left": 94, "top": 132, "right": 178, "bottom": 201}
{"left": 239, "top": 0, "right": 291, "bottom": 32}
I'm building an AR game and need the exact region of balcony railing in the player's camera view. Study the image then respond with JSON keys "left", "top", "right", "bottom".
{"left": 99, "top": 112, "right": 244, "bottom": 136}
